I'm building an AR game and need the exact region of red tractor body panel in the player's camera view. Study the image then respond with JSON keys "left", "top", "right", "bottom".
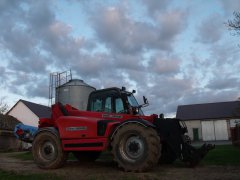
{"left": 57, "top": 116, "right": 101, "bottom": 139}
{"left": 33, "top": 87, "right": 214, "bottom": 171}
{"left": 62, "top": 138, "right": 108, "bottom": 151}
{"left": 39, "top": 103, "right": 156, "bottom": 151}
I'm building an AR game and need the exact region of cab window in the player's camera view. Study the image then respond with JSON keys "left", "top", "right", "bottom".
{"left": 115, "top": 97, "right": 125, "bottom": 113}
{"left": 104, "top": 97, "right": 112, "bottom": 112}
{"left": 88, "top": 90, "right": 126, "bottom": 114}
{"left": 91, "top": 98, "right": 103, "bottom": 112}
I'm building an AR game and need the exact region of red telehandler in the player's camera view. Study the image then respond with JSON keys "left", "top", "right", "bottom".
{"left": 32, "top": 87, "right": 214, "bottom": 172}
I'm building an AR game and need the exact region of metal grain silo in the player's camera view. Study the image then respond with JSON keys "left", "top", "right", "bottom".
{"left": 56, "top": 79, "right": 95, "bottom": 110}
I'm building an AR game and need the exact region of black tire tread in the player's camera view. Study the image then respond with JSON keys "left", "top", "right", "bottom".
{"left": 32, "top": 131, "right": 67, "bottom": 169}
{"left": 111, "top": 123, "right": 161, "bottom": 172}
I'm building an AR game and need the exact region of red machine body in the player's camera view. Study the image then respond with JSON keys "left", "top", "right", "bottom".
{"left": 39, "top": 103, "right": 156, "bottom": 152}
{"left": 33, "top": 86, "right": 214, "bottom": 171}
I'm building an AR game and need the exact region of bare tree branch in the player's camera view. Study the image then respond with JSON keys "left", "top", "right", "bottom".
{"left": 0, "top": 97, "right": 9, "bottom": 114}
{"left": 226, "top": 11, "right": 240, "bottom": 36}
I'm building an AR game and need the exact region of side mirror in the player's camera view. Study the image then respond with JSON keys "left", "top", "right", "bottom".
{"left": 143, "top": 96, "right": 148, "bottom": 104}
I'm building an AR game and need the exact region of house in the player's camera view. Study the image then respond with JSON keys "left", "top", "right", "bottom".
{"left": 0, "top": 114, "right": 21, "bottom": 151}
{"left": 176, "top": 101, "right": 240, "bottom": 141}
{"left": 7, "top": 100, "right": 51, "bottom": 127}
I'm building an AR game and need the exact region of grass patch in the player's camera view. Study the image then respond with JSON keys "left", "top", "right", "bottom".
{"left": 202, "top": 145, "right": 240, "bottom": 166}
{"left": 10, "top": 151, "right": 33, "bottom": 161}
{"left": 0, "top": 169, "right": 62, "bottom": 180}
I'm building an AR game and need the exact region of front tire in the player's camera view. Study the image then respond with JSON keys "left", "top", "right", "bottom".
{"left": 32, "top": 131, "right": 67, "bottom": 169}
{"left": 111, "top": 123, "right": 161, "bottom": 172}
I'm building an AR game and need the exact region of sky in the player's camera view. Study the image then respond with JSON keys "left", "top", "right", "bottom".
{"left": 0, "top": 0, "right": 240, "bottom": 117}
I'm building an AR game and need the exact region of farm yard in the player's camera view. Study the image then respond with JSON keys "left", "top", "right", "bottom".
{"left": 0, "top": 145, "right": 240, "bottom": 180}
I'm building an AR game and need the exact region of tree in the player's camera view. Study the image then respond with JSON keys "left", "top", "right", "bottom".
{"left": 227, "top": 12, "right": 240, "bottom": 35}
{"left": 0, "top": 97, "right": 9, "bottom": 114}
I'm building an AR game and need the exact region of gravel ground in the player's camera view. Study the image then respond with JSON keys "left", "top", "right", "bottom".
{"left": 0, "top": 152, "right": 239, "bottom": 180}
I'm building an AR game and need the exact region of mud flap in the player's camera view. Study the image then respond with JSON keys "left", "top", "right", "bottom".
{"left": 182, "top": 143, "right": 215, "bottom": 167}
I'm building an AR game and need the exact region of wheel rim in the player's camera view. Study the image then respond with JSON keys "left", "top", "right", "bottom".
{"left": 40, "top": 141, "right": 56, "bottom": 161}
{"left": 120, "top": 135, "right": 145, "bottom": 162}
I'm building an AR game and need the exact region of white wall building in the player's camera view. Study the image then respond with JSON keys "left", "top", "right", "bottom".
{"left": 7, "top": 100, "right": 51, "bottom": 127}
{"left": 177, "top": 101, "right": 240, "bottom": 141}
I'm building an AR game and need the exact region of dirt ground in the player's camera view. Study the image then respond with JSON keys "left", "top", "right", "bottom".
{"left": 0, "top": 152, "right": 239, "bottom": 180}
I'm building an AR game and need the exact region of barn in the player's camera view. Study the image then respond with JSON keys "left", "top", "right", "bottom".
{"left": 7, "top": 99, "right": 51, "bottom": 127}
{"left": 176, "top": 101, "right": 240, "bottom": 141}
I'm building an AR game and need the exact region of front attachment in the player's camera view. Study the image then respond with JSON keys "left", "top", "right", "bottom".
{"left": 182, "top": 143, "right": 215, "bottom": 167}
{"left": 153, "top": 117, "right": 215, "bottom": 167}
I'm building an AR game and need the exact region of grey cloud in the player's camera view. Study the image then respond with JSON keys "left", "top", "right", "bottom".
{"left": 0, "top": 66, "right": 6, "bottom": 79}
{"left": 91, "top": 7, "right": 187, "bottom": 53}
{"left": 2, "top": 28, "right": 36, "bottom": 57}
{"left": 196, "top": 14, "right": 224, "bottom": 44}
{"left": 72, "top": 52, "right": 112, "bottom": 78}
{"left": 0, "top": 0, "right": 21, "bottom": 15}
{"left": 149, "top": 56, "right": 180, "bottom": 75}
{"left": 141, "top": 0, "right": 170, "bottom": 17}
{"left": 180, "top": 88, "right": 239, "bottom": 106}
{"left": 0, "top": 0, "right": 88, "bottom": 75}
{"left": 91, "top": 7, "right": 147, "bottom": 53}
{"left": 134, "top": 76, "right": 193, "bottom": 115}
{"left": 27, "top": 1, "right": 55, "bottom": 30}
{"left": 207, "top": 77, "right": 239, "bottom": 90}
{"left": 25, "top": 80, "right": 49, "bottom": 98}
{"left": 114, "top": 53, "right": 145, "bottom": 71}
{"left": 9, "top": 54, "right": 48, "bottom": 74}
{"left": 209, "top": 43, "right": 239, "bottom": 66}
{"left": 220, "top": 0, "right": 240, "bottom": 14}
{"left": 151, "top": 77, "right": 192, "bottom": 100}
{"left": 8, "top": 72, "right": 49, "bottom": 98}
{"left": 1, "top": 0, "right": 238, "bottom": 118}
{"left": 10, "top": 72, "right": 32, "bottom": 86}
{"left": 157, "top": 10, "right": 188, "bottom": 42}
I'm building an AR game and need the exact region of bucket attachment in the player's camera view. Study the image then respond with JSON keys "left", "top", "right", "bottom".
{"left": 182, "top": 143, "right": 215, "bottom": 167}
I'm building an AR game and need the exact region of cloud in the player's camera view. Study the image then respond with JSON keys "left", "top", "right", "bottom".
{"left": 0, "top": 66, "right": 6, "bottom": 79}
{"left": 114, "top": 53, "right": 145, "bottom": 71}
{"left": 180, "top": 88, "right": 239, "bottom": 106}
{"left": 91, "top": 7, "right": 150, "bottom": 53}
{"left": 141, "top": 76, "right": 193, "bottom": 115}
{"left": 72, "top": 52, "right": 112, "bottom": 78}
{"left": 150, "top": 56, "right": 180, "bottom": 75}
{"left": 142, "top": 0, "right": 169, "bottom": 13}
{"left": 91, "top": 6, "right": 187, "bottom": 53}
{"left": 156, "top": 10, "right": 188, "bottom": 41}
{"left": 220, "top": 0, "right": 240, "bottom": 14}
{"left": 25, "top": 80, "right": 49, "bottom": 98}
{"left": 0, "top": 0, "right": 239, "bottom": 117}
{"left": 207, "top": 77, "right": 239, "bottom": 90}
{"left": 196, "top": 13, "right": 224, "bottom": 44}
{"left": 0, "top": 0, "right": 20, "bottom": 16}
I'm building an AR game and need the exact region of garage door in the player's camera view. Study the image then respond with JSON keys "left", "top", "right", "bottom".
{"left": 202, "top": 121, "right": 215, "bottom": 141}
{"left": 201, "top": 120, "right": 228, "bottom": 141}
{"left": 214, "top": 120, "right": 228, "bottom": 140}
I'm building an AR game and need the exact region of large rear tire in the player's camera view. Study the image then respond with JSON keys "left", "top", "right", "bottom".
{"left": 111, "top": 123, "right": 161, "bottom": 172}
{"left": 32, "top": 131, "right": 68, "bottom": 169}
